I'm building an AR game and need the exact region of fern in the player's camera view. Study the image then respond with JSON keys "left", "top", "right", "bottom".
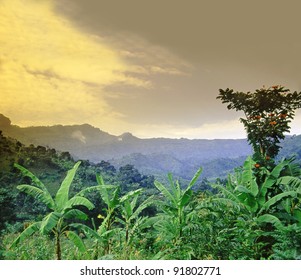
{"left": 270, "top": 224, "right": 301, "bottom": 260}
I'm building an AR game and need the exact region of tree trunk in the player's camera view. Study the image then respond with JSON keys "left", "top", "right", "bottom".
{"left": 56, "top": 233, "right": 61, "bottom": 260}
{"left": 125, "top": 225, "right": 129, "bottom": 244}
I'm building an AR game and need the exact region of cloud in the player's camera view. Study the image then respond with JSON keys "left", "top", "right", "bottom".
{"left": 150, "top": 66, "right": 187, "bottom": 76}
{"left": 0, "top": 0, "right": 149, "bottom": 128}
{"left": 0, "top": 0, "right": 194, "bottom": 134}
{"left": 71, "top": 130, "right": 86, "bottom": 143}
{"left": 2, "top": 0, "right": 300, "bottom": 140}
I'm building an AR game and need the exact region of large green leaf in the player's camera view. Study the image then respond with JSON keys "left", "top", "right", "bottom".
{"left": 76, "top": 185, "right": 115, "bottom": 197}
{"left": 180, "top": 189, "right": 193, "bottom": 208}
{"left": 277, "top": 176, "right": 301, "bottom": 191}
{"left": 94, "top": 175, "right": 121, "bottom": 209}
{"left": 246, "top": 196, "right": 258, "bottom": 213}
{"left": 225, "top": 174, "right": 236, "bottom": 191}
{"left": 110, "top": 186, "right": 121, "bottom": 209}
{"left": 167, "top": 173, "right": 177, "bottom": 198}
{"left": 258, "top": 191, "right": 297, "bottom": 214}
{"left": 63, "top": 196, "right": 94, "bottom": 212}
{"left": 40, "top": 212, "right": 61, "bottom": 234}
{"left": 130, "top": 192, "right": 139, "bottom": 211}
{"left": 242, "top": 156, "right": 259, "bottom": 196}
{"left": 55, "top": 161, "right": 81, "bottom": 212}
{"left": 175, "top": 180, "right": 181, "bottom": 201}
{"left": 261, "top": 160, "right": 290, "bottom": 194}
{"left": 211, "top": 197, "right": 241, "bottom": 211}
{"left": 154, "top": 180, "right": 176, "bottom": 206}
{"left": 14, "top": 163, "right": 47, "bottom": 192}
{"left": 14, "top": 164, "right": 54, "bottom": 209}
{"left": 119, "top": 189, "right": 142, "bottom": 204}
{"left": 256, "top": 214, "right": 283, "bottom": 228}
{"left": 17, "top": 184, "right": 54, "bottom": 210}
{"left": 65, "top": 231, "right": 86, "bottom": 253}
{"left": 95, "top": 184, "right": 120, "bottom": 209}
{"left": 123, "top": 199, "right": 133, "bottom": 220}
{"left": 63, "top": 209, "right": 88, "bottom": 220}
{"left": 10, "top": 222, "right": 42, "bottom": 248}
{"left": 187, "top": 167, "right": 203, "bottom": 189}
{"left": 270, "top": 159, "right": 289, "bottom": 178}
{"left": 236, "top": 185, "right": 254, "bottom": 195}
{"left": 97, "top": 214, "right": 114, "bottom": 235}
{"left": 213, "top": 184, "right": 241, "bottom": 204}
{"left": 96, "top": 173, "right": 105, "bottom": 185}
{"left": 70, "top": 223, "right": 101, "bottom": 240}
{"left": 129, "top": 195, "right": 154, "bottom": 222}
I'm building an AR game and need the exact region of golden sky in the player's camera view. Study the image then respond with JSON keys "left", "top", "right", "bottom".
{"left": 1, "top": 0, "right": 301, "bottom": 138}
{"left": 0, "top": 0, "right": 147, "bottom": 131}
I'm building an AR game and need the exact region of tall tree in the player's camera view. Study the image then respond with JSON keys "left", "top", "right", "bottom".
{"left": 217, "top": 86, "right": 301, "bottom": 163}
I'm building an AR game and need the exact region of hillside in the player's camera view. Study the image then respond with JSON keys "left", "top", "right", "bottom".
{"left": 0, "top": 131, "right": 156, "bottom": 230}
{"left": 0, "top": 114, "right": 252, "bottom": 173}
{"left": 2, "top": 113, "right": 301, "bottom": 179}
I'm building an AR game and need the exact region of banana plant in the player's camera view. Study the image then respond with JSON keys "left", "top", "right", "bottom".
{"left": 116, "top": 191, "right": 154, "bottom": 255}
{"left": 213, "top": 156, "right": 301, "bottom": 227}
{"left": 11, "top": 161, "right": 95, "bottom": 260}
{"left": 208, "top": 157, "right": 301, "bottom": 259}
{"left": 276, "top": 175, "right": 301, "bottom": 224}
{"left": 76, "top": 174, "right": 143, "bottom": 257}
{"left": 154, "top": 167, "right": 202, "bottom": 241}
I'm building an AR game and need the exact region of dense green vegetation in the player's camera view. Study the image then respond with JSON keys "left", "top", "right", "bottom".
{"left": 1, "top": 86, "right": 301, "bottom": 260}
{"left": 0, "top": 131, "right": 300, "bottom": 259}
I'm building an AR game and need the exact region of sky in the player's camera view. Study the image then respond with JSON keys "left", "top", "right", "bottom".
{"left": 1, "top": 0, "right": 301, "bottom": 139}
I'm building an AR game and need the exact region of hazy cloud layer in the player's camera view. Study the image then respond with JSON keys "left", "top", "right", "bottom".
{"left": 1, "top": 0, "right": 301, "bottom": 138}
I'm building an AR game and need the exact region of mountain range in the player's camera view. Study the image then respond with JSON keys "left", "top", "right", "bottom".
{"left": 1, "top": 113, "right": 300, "bottom": 179}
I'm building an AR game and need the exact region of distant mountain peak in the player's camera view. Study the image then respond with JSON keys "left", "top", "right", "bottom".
{"left": 118, "top": 132, "right": 138, "bottom": 141}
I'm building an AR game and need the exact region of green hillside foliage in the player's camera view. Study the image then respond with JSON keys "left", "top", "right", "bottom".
{"left": 1, "top": 129, "right": 301, "bottom": 260}
{"left": 0, "top": 131, "right": 155, "bottom": 232}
